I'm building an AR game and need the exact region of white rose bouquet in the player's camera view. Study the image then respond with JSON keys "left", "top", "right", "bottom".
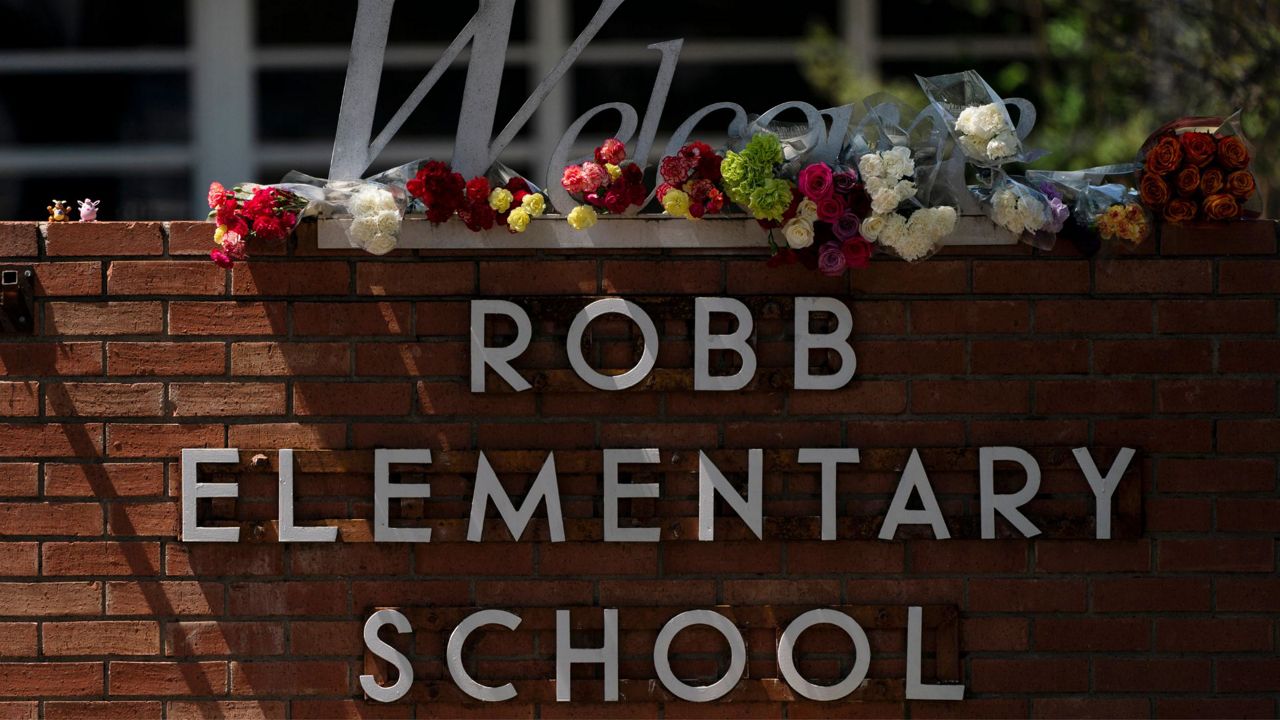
{"left": 857, "top": 146, "right": 957, "bottom": 262}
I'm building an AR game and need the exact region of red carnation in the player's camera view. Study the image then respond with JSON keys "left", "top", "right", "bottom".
{"left": 660, "top": 155, "right": 691, "bottom": 185}
{"left": 465, "top": 177, "right": 490, "bottom": 204}
{"left": 595, "top": 138, "right": 627, "bottom": 166}
{"left": 506, "top": 177, "right": 530, "bottom": 194}
{"left": 604, "top": 188, "right": 630, "bottom": 214}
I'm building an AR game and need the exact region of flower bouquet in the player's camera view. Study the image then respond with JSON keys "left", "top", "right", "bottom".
{"left": 405, "top": 160, "right": 547, "bottom": 234}
{"left": 917, "top": 70, "right": 1038, "bottom": 167}
{"left": 207, "top": 182, "right": 308, "bottom": 267}
{"left": 1027, "top": 165, "right": 1149, "bottom": 256}
{"left": 1137, "top": 113, "right": 1259, "bottom": 224}
{"left": 721, "top": 132, "right": 795, "bottom": 224}
{"left": 560, "top": 138, "right": 647, "bottom": 230}
{"left": 768, "top": 161, "right": 874, "bottom": 276}
{"left": 857, "top": 146, "right": 958, "bottom": 262}
{"left": 656, "top": 141, "right": 726, "bottom": 220}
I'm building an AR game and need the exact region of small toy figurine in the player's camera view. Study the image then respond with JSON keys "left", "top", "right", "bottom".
{"left": 77, "top": 199, "right": 100, "bottom": 222}
{"left": 47, "top": 200, "right": 72, "bottom": 222}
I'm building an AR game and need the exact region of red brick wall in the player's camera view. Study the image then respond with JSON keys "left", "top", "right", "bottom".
{"left": 0, "top": 219, "right": 1277, "bottom": 719}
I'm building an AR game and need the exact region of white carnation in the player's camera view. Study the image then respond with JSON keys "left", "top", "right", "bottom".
{"left": 858, "top": 153, "right": 884, "bottom": 180}
{"left": 956, "top": 103, "right": 1007, "bottom": 141}
{"left": 865, "top": 176, "right": 890, "bottom": 198}
{"left": 372, "top": 209, "right": 401, "bottom": 236}
{"left": 881, "top": 146, "right": 915, "bottom": 180}
{"left": 986, "top": 131, "right": 1019, "bottom": 160}
{"left": 957, "top": 134, "right": 989, "bottom": 160}
{"left": 990, "top": 188, "right": 1047, "bottom": 235}
{"left": 782, "top": 217, "right": 815, "bottom": 250}
{"left": 878, "top": 213, "right": 908, "bottom": 248}
{"left": 861, "top": 214, "right": 886, "bottom": 241}
{"left": 893, "top": 179, "right": 918, "bottom": 203}
{"left": 871, "top": 190, "right": 901, "bottom": 216}
{"left": 348, "top": 214, "right": 400, "bottom": 255}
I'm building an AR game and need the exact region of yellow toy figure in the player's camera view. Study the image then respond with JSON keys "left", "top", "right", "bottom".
{"left": 47, "top": 200, "right": 72, "bottom": 222}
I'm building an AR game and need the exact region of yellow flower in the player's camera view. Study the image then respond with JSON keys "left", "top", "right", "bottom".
{"left": 661, "top": 188, "right": 692, "bottom": 218}
{"left": 605, "top": 163, "right": 622, "bottom": 181}
{"left": 507, "top": 207, "right": 531, "bottom": 233}
{"left": 567, "top": 205, "right": 598, "bottom": 231}
{"left": 521, "top": 192, "right": 546, "bottom": 217}
{"left": 488, "top": 188, "right": 513, "bottom": 213}
{"left": 213, "top": 225, "right": 226, "bottom": 245}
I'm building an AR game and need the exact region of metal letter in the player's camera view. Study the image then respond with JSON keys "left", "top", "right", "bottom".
{"left": 278, "top": 448, "right": 338, "bottom": 542}
{"left": 471, "top": 300, "right": 532, "bottom": 393}
{"left": 777, "top": 609, "right": 871, "bottom": 702}
{"left": 979, "top": 447, "right": 1042, "bottom": 539}
{"left": 694, "top": 297, "right": 757, "bottom": 392}
{"left": 374, "top": 449, "right": 432, "bottom": 543}
{"left": 653, "top": 610, "right": 746, "bottom": 702}
{"left": 603, "top": 448, "right": 661, "bottom": 542}
{"left": 906, "top": 606, "right": 964, "bottom": 700}
{"left": 798, "top": 448, "right": 860, "bottom": 540}
{"left": 879, "top": 449, "right": 951, "bottom": 540}
{"left": 1073, "top": 447, "right": 1136, "bottom": 540}
{"left": 181, "top": 448, "right": 240, "bottom": 542}
{"left": 556, "top": 608, "right": 619, "bottom": 702}
{"left": 448, "top": 609, "right": 521, "bottom": 701}
{"left": 794, "top": 297, "right": 857, "bottom": 390}
{"left": 360, "top": 609, "right": 414, "bottom": 703}
{"left": 567, "top": 299, "right": 659, "bottom": 391}
{"left": 698, "top": 450, "right": 762, "bottom": 541}
{"left": 469, "top": 451, "right": 565, "bottom": 542}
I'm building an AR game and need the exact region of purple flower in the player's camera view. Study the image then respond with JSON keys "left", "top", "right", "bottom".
{"left": 798, "top": 162, "right": 834, "bottom": 202}
{"left": 832, "top": 211, "right": 861, "bottom": 241}
{"left": 817, "top": 241, "right": 847, "bottom": 277}
{"left": 1045, "top": 196, "right": 1070, "bottom": 233}
{"left": 832, "top": 170, "right": 859, "bottom": 196}
{"left": 1037, "top": 181, "right": 1063, "bottom": 202}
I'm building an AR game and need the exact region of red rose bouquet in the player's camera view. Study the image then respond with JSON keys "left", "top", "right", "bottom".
{"left": 767, "top": 162, "right": 875, "bottom": 277}
{"left": 560, "top": 138, "right": 648, "bottom": 231}
{"left": 207, "top": 182, "right": 307, "bottom": 268}
{"left": 1136, "top": 114, "right": 1259, "bottom": 224}
{"left": 656, "top": 141, "right": 726, "bottom": 220}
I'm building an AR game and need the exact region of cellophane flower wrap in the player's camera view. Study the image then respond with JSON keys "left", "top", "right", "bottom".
{"left": 1136, "top": 111, "right": 1260, "bottom": 224}
{"left": 656, "top": 142, "right": 726, "bottom": 220}
{"left": 853, "top": 145, "right": 958, "bottom": 262}
{"left": 1027, "top": 165, "right": 1148, "bottom": 256}
{"left": 207, "top": 182, "right": 308, "bottom": 267}
{"left": 917, "top": 70, "right": 1040, "bottom": 169}
{"left": 974, "top": 174, "right": 1058, "bottom": 246}
{"left": 560, "top": 138, "right": 647, "bottom": 230}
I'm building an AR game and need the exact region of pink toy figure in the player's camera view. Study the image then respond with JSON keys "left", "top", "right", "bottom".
{"left": 77, "top": 199, "right": 100, "bottom": 222}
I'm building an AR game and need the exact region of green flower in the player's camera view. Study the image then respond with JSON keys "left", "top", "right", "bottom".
{"left": 749, "top": 178, "right": 795, "bottom": 222}
{"left": 720, "top": 151, "right": 747, "bottom": 189}
{"left": 742, "top": 132, "right": 783, "bottom": 167}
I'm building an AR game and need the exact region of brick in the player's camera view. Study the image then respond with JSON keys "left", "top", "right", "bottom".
{"left": 107, "top": 261, "right": 225, "bottom": 295}
{"left": 169, "top": 301, "right": 287, "bottom": 336}
{"left": 969, "top": 658, "right": 1089, "bottom": 693}
{"left": 108, "top": 342, "right": 225, "bottom": 376}
{"left": 601, "top": 260, "right": 721, "bottom": 294}
{"left": 1156, "top": 618, "right": 1273, "bottom": 652}
{"left": 166, "top": 621, "right": 285, "bottom": 657}
{"left": 1161, "top": 219, "right": 1276, "bottom": 255}
{"left": 0, "top": 502, "right": 102, "bottom": 536}
{"left": 413, "top": 544, "right": 534, "bottom": 576}
{"left": 1219, "top": 259, "right": 1280, "bottom": 293}
{"left": 480, "top": 260, "right": 597, "bottom": 295}
{"left": 968, "top": 579, "right": 1086, "bottom": 612}
{"left": 226, "top": 423, "right": 346, "bottom": 449}
{"left": 46, "top": 302, "right": 163, "bottom": 335}
{"left": 227, "top": 581, "right": 345, "bottom": 616}
{"left": 0, "top": 582, "right": 102, "bottom": 616}
{"left": 0, "top": 342, "right": 102, "bottom": 375}
{"left": 1220, "top": 339, "right": 1280, "bottom": 372}
{"left": 231, "top": 342, "right": 348, "bottom": 376}
{"left": 972, "top": 260, "right": 1089, "bottom": 294}
{"left": 355, "top": 342, "right": 466, "bottom": 377}
{"left": 1155, "top": 698, "right": 1276, "bottom": 719}
{"left": 1217, "top": 659, "right": 1280, "bottom": 692}
{"left": 959, "top": 617, "right": 1028, "bottom": 652}
{"left": 0, "top": 464, "right": 38, "bottom": 497}
{"left": 46, "top": 382, "right": 164, "bottom": 417}
{"left": 106, "top": 581, "right": 224, "bottom": 616}
{"left": 416, "top": 381, "right": 535, "bottom": 416}
{"left": 787, "top": 541, "right": 904, "bottom": 574}
{"left": 166, "top": 546, "right": 283, "bottom": 577}
{"left": 170, "top": 382, "right": 286, "bottom": 416}
{"left": 0, "top": 381, "right": 38, "bottom": 416}
{"left": 44, "top": 701, "right": 163, "bottom": 720}
{"left": 1217, "top": 419, "right": 1280, "bottom": 453}
{"left": 1032, "top": 698, "right": 1152, "bottom": 720}
{"left": 293, "top": 302, "right": 411, "bottom": 336}
{"left": 1036, "top": 299, "right": 1152, "bottom": 333}
{"left": 1158, "top": 538, "right": 1273, "bottom": 572}
{"left": 1095, "top": 259, "right": 1212, "bottom": 293}
{"left": 1095, "top": 658, "right": 1211, "bottom": 692}
{"left": 31, "top": 262, "right": 103, "bottom": 296}
{"left": 1095, "top": 419, "right": 1212, "bottom": 453}
{"left": 46, "top": 463, "right": 164, "bottom": 497}
{"left": 46, "top": 222, "right": 163, "bottom": 256}
{"left": 293, "top": 382, "right": 412, "bottom": 416}
{"left": 1035, "top": 617, "right": 1149, "bottom": 652}
{"left": 970, "top": 339, "right": 1089, "bottom": 374}
{"left": 1145, "top": 497, "right": 1213, "bottom": 533}
{"left": 168, "top": 701, "right": 287, "bottom": 720}
{"left": 789, "top": 380, "right": 907, "bottom": 415}
{"left": 233, "top": 262, "right": 350, "bottom": 296}
{"left": 1157, "top": 298, "right": 1275, "bottom": 333}
{"left": 1158, "top": 458, "right": 1274, "bottom": 493}
{"left": 167, "top": 221, "right": 217, "bottom": 256}
{"left": 291, "top": 544, "right": 411, "bottom": 576}
{"left": 43, "top": 621, "right": 159, "bottom": 656}
{"left": 851, "top": 260, "right": 969, "bottom": 294}
{"left": 1093, "top": 577, "right": 1211, "bottom": 612}
{"left": 1035, "top": 540, "right": 1151, "bottom": 572}
{"left": 912, "top": 379, "right": 1028, "bottom": 413}
{"left": 108, "top": 661, "right": 228, "bottom": 696}
{"left": 910, "top": 300, "right": 1029, "bottom": 334}
{"left": 43, "top": 541, "right": 160, "bottom": 576}
{"left": 721, "top": 579, "right": 841, "bottom": 605}
{"left": 288, "top": 621, "right": 362, "bottom": 656}
{"left": 414, "top": 301, "right": 470, "bottom": 336}
{"left": 855, "top": 339, "right": 965, "bottom": 374}
{"left": 1094, "top": 339, "right": 1213, "bottom": 374}
{"left": 0, "top": 662, "right": 103, "bottom": 697}
{"left": 1217, "top": 498, "right": 1280, "bottom": 532}
{"left": 0, "top": 544, "right": 38, "bottom": 576}
{"left": 107, "top": 501, "right": 179, "bottom": 536}
{"left": 230, "top": 660, "right": 349, "bottom": 696}
{"left": 0, "top": 423, "right": 104, "bottom": 458}
{"left": 0, "top": 223, "right": 38, "bottom": 257}
{"left": 1158, "top": 379, "right": 1274, "bottom": 413}
{"left": 0, "top": 622, "right": 36, "bottom": 657}
{"left": 540, "top": 543, "right": 658, "bottom": 576}
{"left": 357, "top": 261, "right": 475, "bottom": 295}
{"left": 106, "top": 424, "right": 222, "bottom": 458}
{"left": 725, "top": 260, "right": 848, "bottom": 295}
{"left": 913, "top": 540, "right": 1028, "bottom": 573}
{"left": 1035, "top": 380, "right": 1152, "bottom": 414}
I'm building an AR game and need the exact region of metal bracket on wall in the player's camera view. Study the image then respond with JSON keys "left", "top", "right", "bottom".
{"left": 0, "top": 266, "right": 34, "bottom": 334}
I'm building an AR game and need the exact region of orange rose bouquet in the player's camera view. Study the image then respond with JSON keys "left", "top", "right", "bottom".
{"left": 1136, "top": 112, "right": 1260, "bottom": 224}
